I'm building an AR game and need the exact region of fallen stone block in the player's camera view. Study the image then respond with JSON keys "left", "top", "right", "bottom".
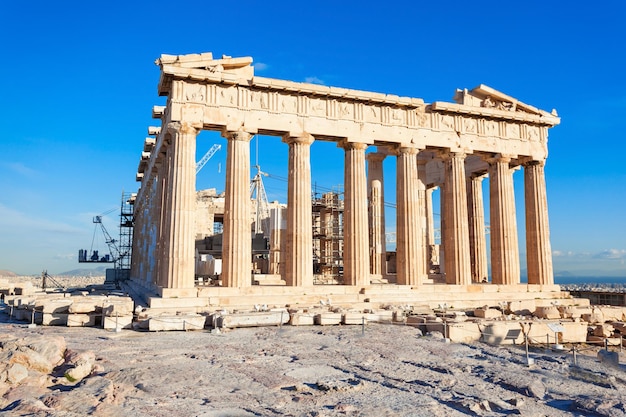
{"left": 558, "top": 306, "right": 582, "bottom": 319}
{"left": 392, "top": 310, "right": 407, "bottom": 323}
{"left": 534, "top": 306, "right": 561, "bottom": 320}
{"left": 314, "top": 312, "right": 342, "bottom": 326}
{"left": 480, "top": 322, "right": 525, "bottom": 345}
{"left": 593, "top": 323, "right": 615, "bottom": 338}
{"left": 612, "top": 322, "right": 626, "bottom": 333}
{"left": 103, "top": 297, "right": 134, "bottom": 317}
{"left": 68, "top": 297, "right": 106, "bottom": 314}
{"left": 598, "top": 307, "right": 624, "bottom": 322}
{"left": 365, "top": 310, "right": 394, "bottom": 323}
{"left": 342, "top": 312, "right": 367, "bottom": 325}
{"left": 38, "top": 299, "right": 73, "bottom": 314}
{"left": 103, "top": 315, "right": 133, "bottom": 330}
{"left": 66, "top": 314, "right": 97, "bottom": 327}
{"left": 406, "top": 316, "right": 427, "bottom": 327}
{"left": 447, "top": 322, "right": 482, "bottom": 343}
{"left": 289, "top": 312, "right": 315, "bottom": 326}
{"left": 41, "top": 313, "right": 68, "bottom": 326}
{"left": 587, "top": 335, "right": 622, "bottom": 346}
{"left": 218, "top": 311, "right": 289, "bottom": 328}
{"left": 508, "top": 300, "right": 536, "bottom": 316}
{"left": 148, "top": 314, "right": 206, "bottom": 331}
{"left": 474, "top": 308, "right": 502, "bottom": 319}
{"left": 582, "top": 307, "right": 605, "bottom": 324}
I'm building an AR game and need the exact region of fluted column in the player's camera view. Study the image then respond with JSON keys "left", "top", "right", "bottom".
{"left": 524, "top": 160, "right": 554, "bottom": 285}
{"left": 367, "top": 152, "right": 387, "bottom": 276}
{"left": 488, "top": 154, "right": 520, "bottom": 285}
{"left": 341, "top": 140, "right": 369, "bottom": 287}
{"left": 146, "top": 169, "right": 159, "bottom": 285}
{"left": 416, "top": 158, "right": 429, "bottom": 276}
{"left": 283, "top": 134, "right": 314, "bottom": 287}
{"left": 156, "top": 159, "right": 169, "bottom": 288}
{"left": 154, "top": 163, "right": 166, "bottom": 288}
{"left": 221, "top": 129, "right": 253, "bottom": 288}
{"left": 396, "top": 146, "right": 424, "bottom": 286}
{"left": 130, "top": 191, "right": 144, "bottom": 281}
{"left": 467, "top": 173, "right": 489, "bottom": 283}
{"left": 441, "top": 152, "right": 471, "bottom": 285}
{"left": 426, "top": 187, "right": 437, "bottom": 272}
{"left": 161, "top": 122, "right": 198, "bottom": 290}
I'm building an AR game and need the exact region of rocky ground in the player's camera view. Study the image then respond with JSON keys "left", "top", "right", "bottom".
{"left": 1, "top": 316, "right": 625, "bottom": 417}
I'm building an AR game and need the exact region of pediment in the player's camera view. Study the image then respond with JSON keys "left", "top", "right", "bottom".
{"left": 453, "top": 84, "right": 558, "bottom": 118}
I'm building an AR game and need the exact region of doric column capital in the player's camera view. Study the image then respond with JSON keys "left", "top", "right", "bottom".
{"left": 485, "top": 153, "right": 514, "bottom": 165}
{"left": 282, "top": 133, "right": 315, "bottom": 146}
{"left": 523, "top": 159, "right": 545, "bottom": 168}
{"left": 467, "top": 170, "right": 488, "bottom": 180}
{"left": 366, "top": 152, "right": 387, "bottom": 163}
{"left": 398, "top": 146, "right": 420, "bottom": 156}
{"left": 438, "top": 150, "right": 467, "bottom": 161}
{"left": 338, "top": 139, "right": 368, "bottom": 151}
{"left": 167, "top": 121, "right": 200, "bottom": 136}
{"left": 221, "top": 128, "right": 254, "bottom": 142}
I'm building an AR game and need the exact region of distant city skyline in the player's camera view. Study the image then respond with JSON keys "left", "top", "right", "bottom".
{"left": 1, "top": 1, "right": 624, "bottom": 279}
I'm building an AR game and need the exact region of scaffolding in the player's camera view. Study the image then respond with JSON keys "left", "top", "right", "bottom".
{"left": 312, "top": 186, "right": 344, "bottom": 284}
{"left": 118, "top": 192, "right": 134, "bottom": 272}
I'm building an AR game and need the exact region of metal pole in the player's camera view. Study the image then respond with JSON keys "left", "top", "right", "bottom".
{"left": 361, "top": 316, "right": 365, "bottom": 336}
{"left": 525, "top": 333, "right": 530, "bottom": 365}
{"left": 573, "top": 346, "right": 577, "bottom": 366}
{"left": 604, "top": 338, "right": 608, "bottom": 351}
{"left": 546, "top": 333, "right": 550, "bottom": 351}
{"left": 621, "top": 336, "right": 623, "bottom": 353}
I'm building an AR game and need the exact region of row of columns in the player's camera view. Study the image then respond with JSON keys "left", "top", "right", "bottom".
{"left": 132, "top": 124, "right": 554, "bottom": 292}
{"left": 366, "top": 151, "right": 554, "bottom": 287}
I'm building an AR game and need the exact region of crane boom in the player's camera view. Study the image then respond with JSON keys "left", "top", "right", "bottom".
{"left": 196, "top": 144, "right": 221, "bottom": 173}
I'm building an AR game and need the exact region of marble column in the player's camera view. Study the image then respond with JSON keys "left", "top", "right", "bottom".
{"left": 283, "top": 134, "right": 314, "bottom": 287}
{"left": 367, "top": 152, "right": 386, "bottom": 276}
{"left": 488, "top": 154, "right": 520, "bottom": 285}
{"left": 341, "top": 140, "right": 369, "bottom": 287}
{"left": 156, "top": 160, "right": 168, "bottom": 288}
{"left": 442, "top": 152, "right": 471, "bottom": 285}
{"left": 130, "top": 190, "right": 144, "bottom": 281}
{"left": 426, "top": 187, "right": 437, "bottom": 272}
{"left": 417, "top": 158, "right": 429, "bottom": 276}
{"left": 161, "top": 122, "right": 198, "bottom": 290}
{"left": 268, "top": 208, "right": 284, "bottom": 275}
{"left": 221, "top": 129, "right": 253, "bottom": 288}
{"left": 524, "top": 160, "right": 554, "bottom": 285}
{"left": 396, "top": 146, "right": 424, "bottom": 286}
{"left": 467, "top": 173, "right": 489, "bottom": 283}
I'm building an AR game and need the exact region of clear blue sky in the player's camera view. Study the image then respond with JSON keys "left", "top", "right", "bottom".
{"left": 1, "top": 0, "right": 624, "bottom": 277}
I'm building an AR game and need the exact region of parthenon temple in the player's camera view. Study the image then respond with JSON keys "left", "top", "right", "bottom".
{"left": 128, "top": 52, "right": 566, "bottom": 313}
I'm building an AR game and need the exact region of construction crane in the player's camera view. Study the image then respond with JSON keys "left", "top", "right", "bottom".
{"left": 78, "top": 215, "right": 120, "bottom": 264}
{"left": 250, "top": 164, "right": 270, "bottom": 234}
{"left": 196, "top": 144, "right": 221, "bottom": 173}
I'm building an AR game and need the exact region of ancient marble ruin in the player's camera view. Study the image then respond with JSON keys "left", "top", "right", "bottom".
{"left": 128, "top": 52, "right": 564, "bottom": 314}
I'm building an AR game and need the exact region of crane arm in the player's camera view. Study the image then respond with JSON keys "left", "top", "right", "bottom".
{"left": 196, "top": 144, "right": 222, "bottom": 173}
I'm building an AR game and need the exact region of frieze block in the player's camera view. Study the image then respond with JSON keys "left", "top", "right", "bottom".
{"left": 184, "top": 83, "right": 206, "bottom": 104}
